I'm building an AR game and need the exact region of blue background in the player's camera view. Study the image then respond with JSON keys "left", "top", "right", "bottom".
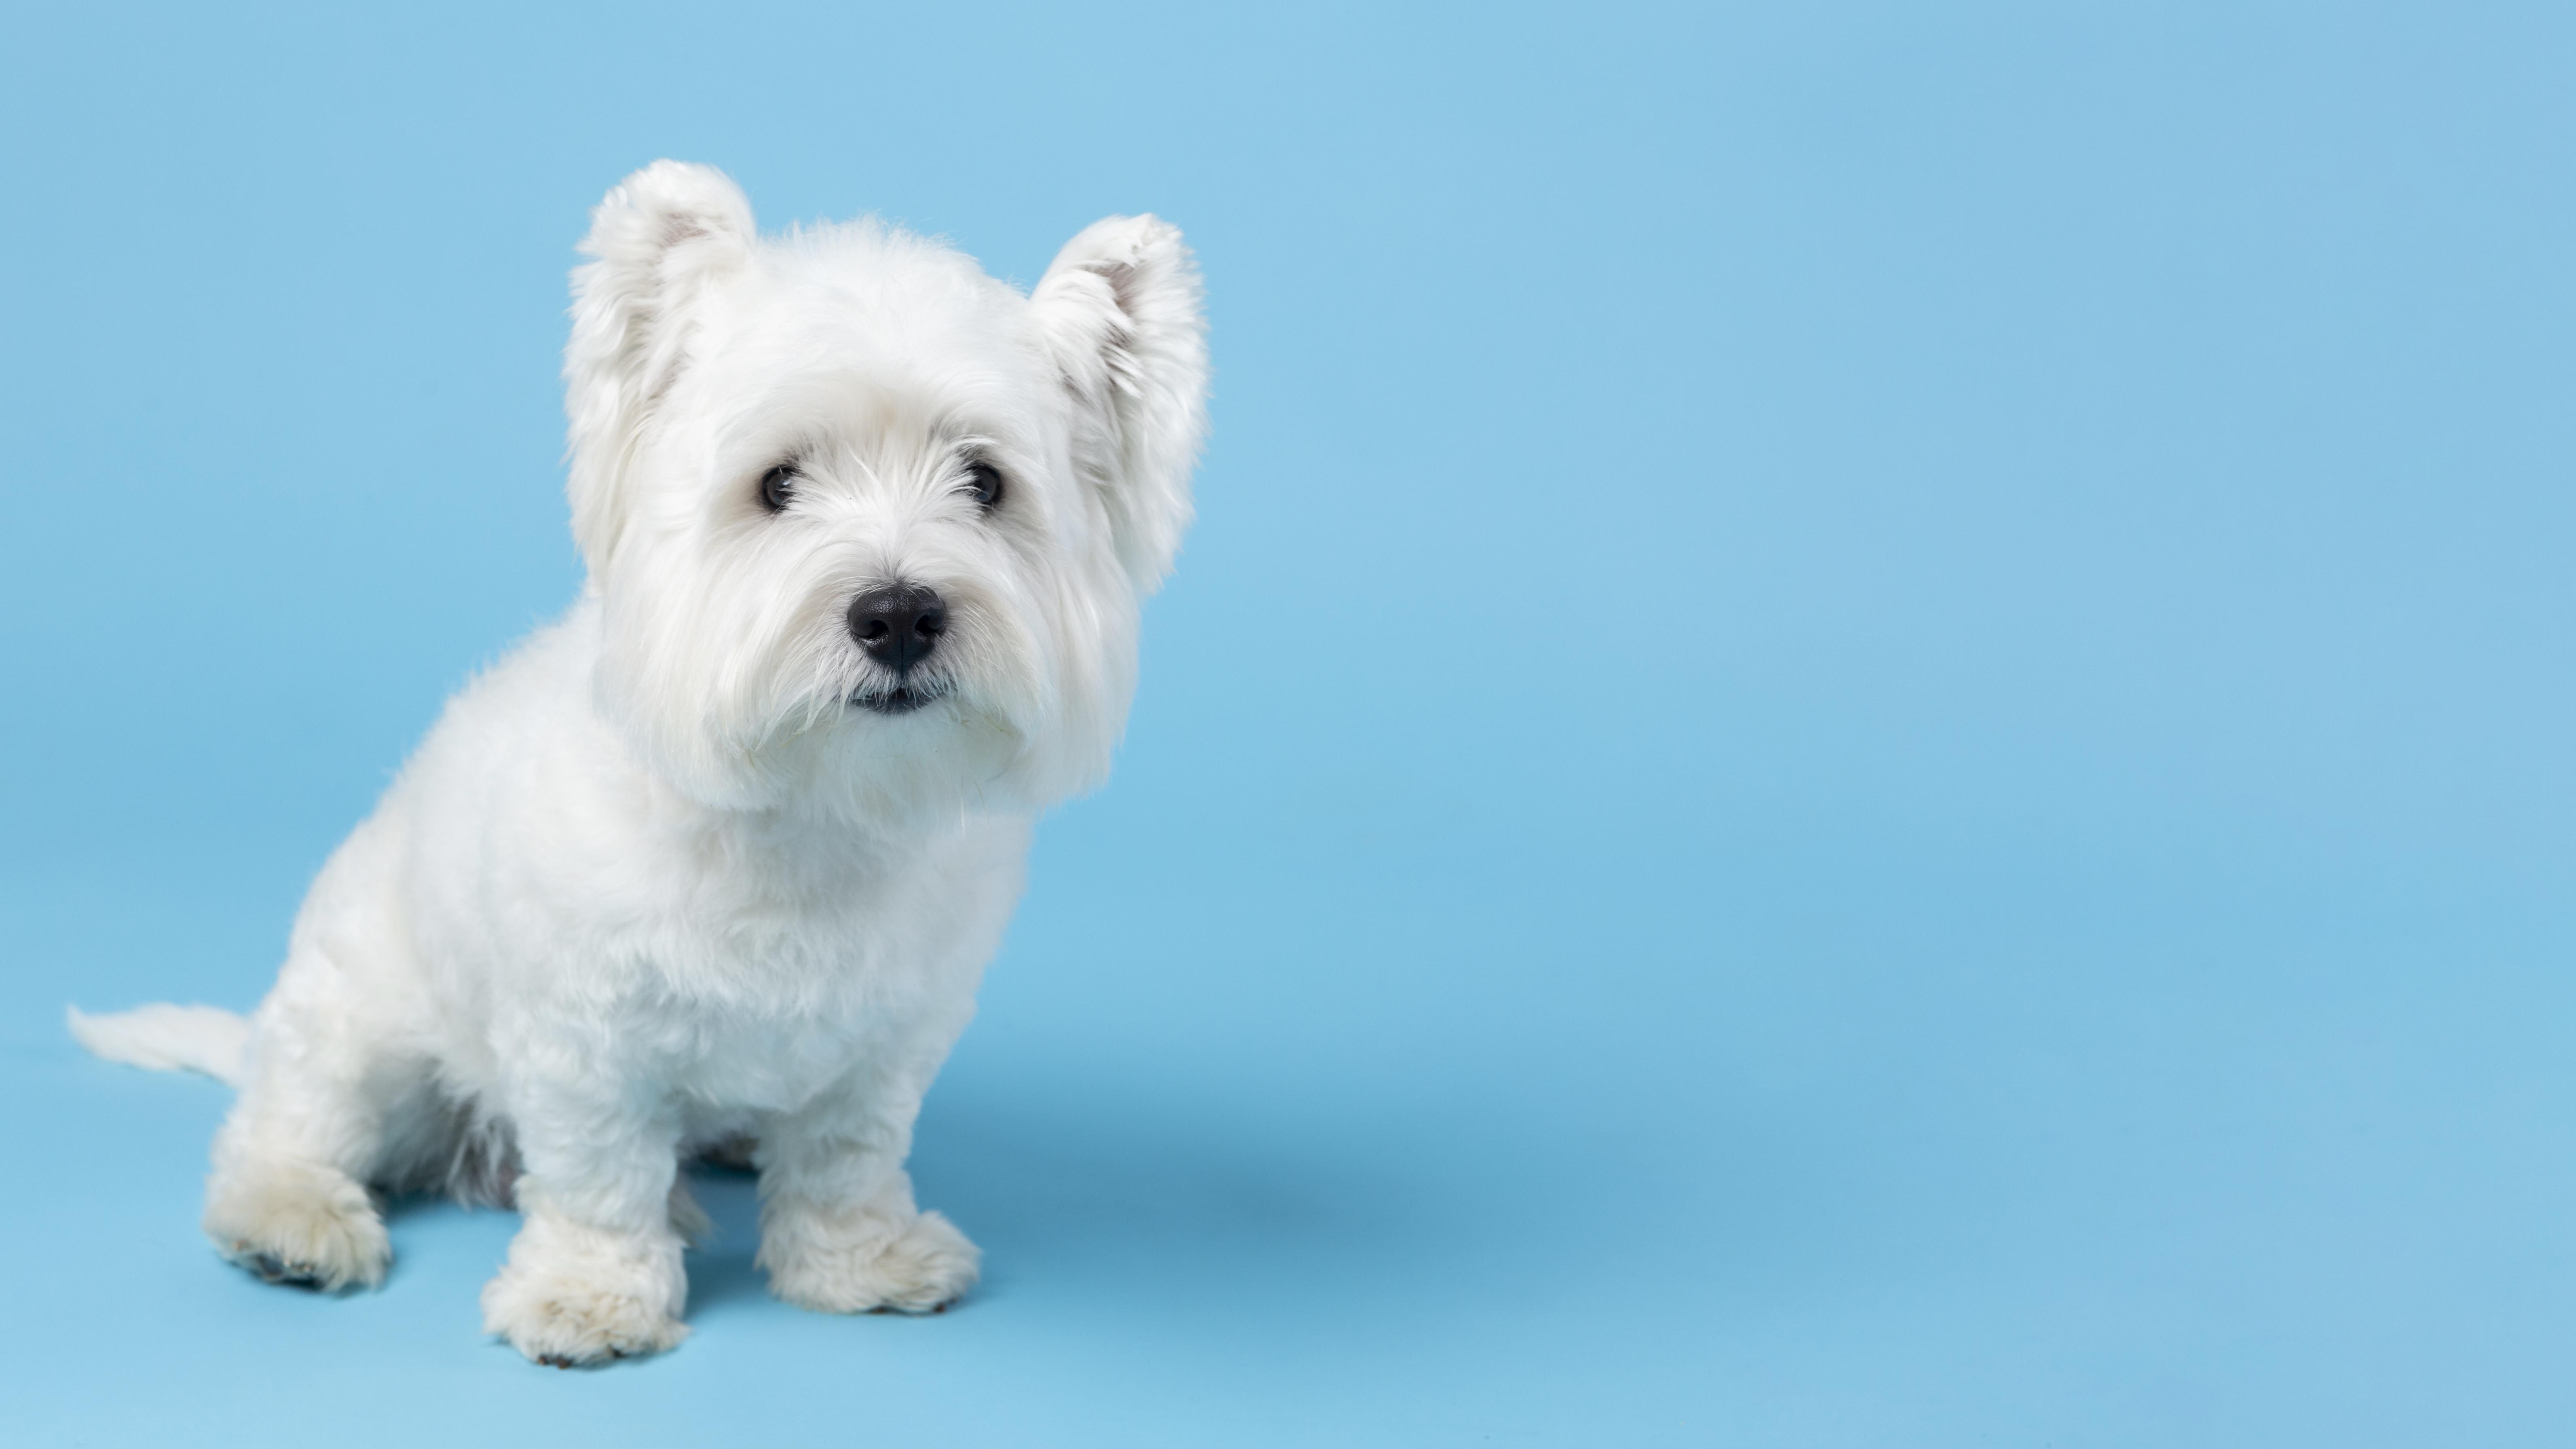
{"left": 4, "top": 2, "right": 2571, "bottom": 1443}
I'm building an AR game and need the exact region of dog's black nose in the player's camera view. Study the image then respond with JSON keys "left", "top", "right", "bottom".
{"left": 847, "top": 582, "right": 947, "bottom": 674}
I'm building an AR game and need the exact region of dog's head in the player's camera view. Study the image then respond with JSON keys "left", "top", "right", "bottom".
{"left": 562, "top": 161, "right": 1206, "bottom": 818}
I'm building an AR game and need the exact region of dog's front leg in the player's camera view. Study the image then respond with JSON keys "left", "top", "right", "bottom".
{"left": 753, "top": 1070, "right": 979, "bottom": 1315}
{"left": 480, "top": 1074, "right": 690, "bottom": 1366}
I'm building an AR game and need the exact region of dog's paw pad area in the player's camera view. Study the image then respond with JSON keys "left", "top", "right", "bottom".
{"left": 239, "top": 1250, "right": 329, "bottom": 1290}
{"left": 532, "top": 1346, "right": 636, "bottom": 1371}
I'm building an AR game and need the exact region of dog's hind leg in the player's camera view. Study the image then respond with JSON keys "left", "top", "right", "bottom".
{"left": 201, "top": 962, "right": 404, "bottom": 1292}
{"left": 200, "top": 943, "right": 414, "bottom": 1292}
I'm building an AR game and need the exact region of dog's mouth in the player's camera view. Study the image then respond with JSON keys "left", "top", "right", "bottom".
{"left": 849, "top": 679, "right": 952, "bottom": 716}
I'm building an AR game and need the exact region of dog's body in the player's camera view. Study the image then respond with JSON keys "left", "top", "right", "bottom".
{"left": 69, "top": 162, "right": 1206, "bottom": 1365}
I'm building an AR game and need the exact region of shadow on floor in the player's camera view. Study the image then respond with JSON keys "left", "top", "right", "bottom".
{"left": 678, "top": 1079, "right": 1452, "bottom": 1318}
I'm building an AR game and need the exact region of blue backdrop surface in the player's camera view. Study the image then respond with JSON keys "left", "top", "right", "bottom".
{"left": 3, "top": 2, "right": 2572, "bottom": 1443}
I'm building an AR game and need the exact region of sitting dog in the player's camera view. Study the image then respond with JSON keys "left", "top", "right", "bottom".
{"left": 69, "top": 160, "right": 1207, "bottom": 1365}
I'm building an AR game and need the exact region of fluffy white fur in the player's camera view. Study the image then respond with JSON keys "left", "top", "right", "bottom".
{"left": 71, "top": 161, "right": 1206, "bottom": 1365}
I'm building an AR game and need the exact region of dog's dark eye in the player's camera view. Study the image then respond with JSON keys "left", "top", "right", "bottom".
{"left": 758, "top": 464, "right": 797, "bottom": 514}
{"left": 962, "top": 460, "right": 1005, "bottom": 512}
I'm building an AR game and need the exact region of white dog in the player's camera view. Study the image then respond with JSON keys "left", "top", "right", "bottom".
{"left": 68, "top": 160, "right": 1207, "bottom": 1366}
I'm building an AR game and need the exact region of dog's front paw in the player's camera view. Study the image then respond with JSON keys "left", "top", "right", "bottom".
{"left": 203, "top": 1156, "right": 390, "bottom": 1292}
{"left": 481, "top": 1212, "right": 689, "bottom": 1367}
{"left": 481, "top": 1259, "right": 689, "bottom": 1367}
{"left": 761, "top": 1206, "right": 979, "bottom": 1315}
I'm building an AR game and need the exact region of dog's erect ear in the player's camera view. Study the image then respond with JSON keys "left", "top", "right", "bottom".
{"left": 1031, "top": 216, "right": 1209, "bottom": 591}
{"left": 564, "top": 161, "right": 756, "bottom": 574}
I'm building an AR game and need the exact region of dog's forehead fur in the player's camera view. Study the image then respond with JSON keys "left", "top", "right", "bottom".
{"left": 693, "top": 222, "right": 1054, "bottom": 441}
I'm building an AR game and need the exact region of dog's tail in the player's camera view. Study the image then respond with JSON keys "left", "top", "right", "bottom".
{"left": 67, "top": 1003, "right": 250, "bottom": 1087}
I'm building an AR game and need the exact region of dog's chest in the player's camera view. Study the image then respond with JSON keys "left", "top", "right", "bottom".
{"left": 649, "top": 910, "right": 963, "bottom": 1107}
{"left": 598, "top": 818, "right": 1020, "bottom": 1111}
